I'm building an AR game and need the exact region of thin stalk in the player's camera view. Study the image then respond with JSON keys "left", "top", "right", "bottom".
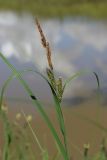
{"left": 22, "top": 110, "right": 44, "bottom": 153}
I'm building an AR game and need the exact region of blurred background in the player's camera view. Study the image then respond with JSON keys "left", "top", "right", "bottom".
{"left": 0, "top": 0, "right": 107, "bottom": 107}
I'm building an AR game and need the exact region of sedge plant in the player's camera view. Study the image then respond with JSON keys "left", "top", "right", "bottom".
{"left": 0, "top": 19, "right": 105, "bottom": 160}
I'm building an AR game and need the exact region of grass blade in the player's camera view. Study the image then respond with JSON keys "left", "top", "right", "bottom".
{"left": 63, "top": 70, "right": 100, "bottom": 92}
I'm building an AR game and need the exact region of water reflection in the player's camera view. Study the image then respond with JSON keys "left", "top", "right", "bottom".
{"left": 0, "top": 12, "right": 107, "bottom": 105}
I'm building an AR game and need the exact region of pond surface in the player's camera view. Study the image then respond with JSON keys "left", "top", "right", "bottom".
{"left": 0, "top": 11, "right": 107, "bottom": 106}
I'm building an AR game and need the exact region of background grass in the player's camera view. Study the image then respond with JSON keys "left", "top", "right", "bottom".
{"left": 0, "top": 0, "right": 107, "bottom": 18}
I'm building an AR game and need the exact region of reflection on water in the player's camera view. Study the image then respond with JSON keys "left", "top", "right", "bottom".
{"left": 0, "top": 11, "right": 107, "bottom": 105}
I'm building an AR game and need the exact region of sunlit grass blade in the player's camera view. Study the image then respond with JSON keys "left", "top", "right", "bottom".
{"left": 0, "top": 52, "right": 68, "bottom": 160}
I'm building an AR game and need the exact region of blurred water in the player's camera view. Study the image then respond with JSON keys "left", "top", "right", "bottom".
{"left": 0, "top": 12, "right": 107, "bottom": 106}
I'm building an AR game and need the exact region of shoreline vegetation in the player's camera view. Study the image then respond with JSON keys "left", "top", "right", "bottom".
{"left": 0, "top": 14, "right": 106, "bottom": 159}
{"left": 0, "top": 16, "right": 103, "bottom": 160}
{"left": 0, "top": 0, "right": 107, "bottom": 18}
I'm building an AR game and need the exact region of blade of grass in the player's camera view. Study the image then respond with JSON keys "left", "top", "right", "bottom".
{"left": 63, "top": 70, "right": 100, "bottom": 91}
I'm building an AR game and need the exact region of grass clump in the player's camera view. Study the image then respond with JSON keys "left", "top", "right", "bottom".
{"left": 0, "top": 18, "right": 107, "bottom": 160}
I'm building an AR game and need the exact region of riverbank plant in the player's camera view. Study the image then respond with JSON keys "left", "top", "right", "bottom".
{"left": 0, "top": 19, "right": 107, "bottom": 160}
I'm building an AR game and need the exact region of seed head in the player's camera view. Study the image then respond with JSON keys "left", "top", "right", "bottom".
{"left": 16, "top": 113, "right": 21, "bottom": 120}
{"left": 26, "top": 115, "right": 32, "bottom": 122}
{"left": 35, "top": 18, "right": 53, "bottom": 70}
{"left": 35, "top": 18, "right": 47, "bottom": 48}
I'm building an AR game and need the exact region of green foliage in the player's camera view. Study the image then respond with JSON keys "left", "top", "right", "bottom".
{"left": 0, "top": 0, "right": 107, "bottom": 18}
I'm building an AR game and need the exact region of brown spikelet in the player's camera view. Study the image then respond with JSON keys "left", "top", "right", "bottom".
{"left": 35, "top": 18, "right": 53, "bottom": 70}
{"left": 35, "top": 18, "right": 47, "bottom": 48}
{"left": 46, "top": 42, "right": 53, "bottom": 70}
